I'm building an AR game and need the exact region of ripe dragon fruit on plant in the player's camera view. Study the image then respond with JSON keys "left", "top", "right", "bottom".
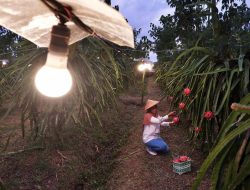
{"left": 179, "top": 102, "right": 185, "bottom": 109}
{"left": 173, "top": 116, "right": 180, "bottom": 124}
{"left": 204, "top": 111, "right": 214, "bottom": 120}
{"left": 183, "top": 88, "right": 191, "bottom": 96}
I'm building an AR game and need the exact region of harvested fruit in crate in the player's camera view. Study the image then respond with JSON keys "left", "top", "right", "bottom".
{"left": 172, "top": 155, "right": 192, "bottom": 175}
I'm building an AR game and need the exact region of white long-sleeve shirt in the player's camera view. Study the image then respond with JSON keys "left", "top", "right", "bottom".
{"left": 142, "top": 115, "right": 169, "bottom": 143}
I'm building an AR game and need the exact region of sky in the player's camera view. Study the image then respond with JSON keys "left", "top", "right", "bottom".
{"left": 111, "top": 0, "right": 250, "bottom": 62}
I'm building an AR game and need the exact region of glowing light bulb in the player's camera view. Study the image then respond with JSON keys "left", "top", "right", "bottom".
{"left": 34, "top": 24, "right": 72, "bottom": 98}
{"left": 35, "top": 53, "right": 72, "bottom": 97}
{"left": 144, "top": 63, "right": 153, "bottom": 71}
{"left": 137, "top": 64, "right": 145, "bottom": 72}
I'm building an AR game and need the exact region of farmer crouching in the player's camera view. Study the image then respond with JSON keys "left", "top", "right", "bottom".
{"left": 143, "top": 99, "right": 175, "bottom": 155}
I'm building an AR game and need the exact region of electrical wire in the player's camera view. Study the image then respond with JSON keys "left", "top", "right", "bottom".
{"left": 0, "top": 37, "right": 249, "bottom": 58}
{"left": 41, "top": 0, "right": 95, "bottom": 35}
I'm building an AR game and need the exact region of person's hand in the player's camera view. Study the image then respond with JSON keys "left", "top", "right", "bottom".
{"left": 168, "top": 121, "right": 175, "bottom": 127}
{"left": 168, "top": 111, "right": 176, "bottom": 117}
{"left": 161, "top": 121, "right": 175, "bottom": 127}
{"left": 161, "top": 122, "right": 169, "bottom": 127}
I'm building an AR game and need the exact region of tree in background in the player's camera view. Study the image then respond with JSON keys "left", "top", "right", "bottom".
{"left": 150, "top": 0, "right": 250, "bottom": 139}
{"left": 150, "top": 0, "right": 250, "bottom": 62}
{"left": 150, "top": 1, "right": 250, "bottom": 189}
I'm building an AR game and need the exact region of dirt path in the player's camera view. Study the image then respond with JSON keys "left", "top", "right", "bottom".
{"left": 106, "top": 77, "right": 210, "bottom": 190}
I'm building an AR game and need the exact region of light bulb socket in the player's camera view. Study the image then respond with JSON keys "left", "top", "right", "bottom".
{"left": 49, "top": 24, "right": 70, "bottom": 56}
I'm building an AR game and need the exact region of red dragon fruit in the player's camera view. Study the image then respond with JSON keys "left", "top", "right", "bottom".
{"left": 183, "top": 88, "right": 191, "bottom": 96}
{"left": 204, "top": 111, "right": 214, "bottom": 120}
{"left": 179, "top": 102, "right": 185, "bottom": 109}
{"left": 173, "top": 116, "right": 180, "bottom": 124}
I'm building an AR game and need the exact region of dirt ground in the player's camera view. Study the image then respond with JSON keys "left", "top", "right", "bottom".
{"left": 0, "top": 76, "right": 210, "bottom": 190}
{"left": 106, "top": 77, "right": 210, "bottom": 190}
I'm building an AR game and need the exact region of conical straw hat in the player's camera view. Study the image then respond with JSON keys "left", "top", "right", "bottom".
{"left": 144, "top": 99, "right": 159, "bottom": 111}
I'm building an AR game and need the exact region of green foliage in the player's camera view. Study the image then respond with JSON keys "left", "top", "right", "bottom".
{"left": 0, "top": 26, "right": 31, "bottom": 63}
{"left": 0, "top": 36, "right": 133, "bottom": 144}
{"left": 192, "top": 94, "right": 250, "bottom": 190}
{"left": 156, "top": 44, "right": 249, "bottom": 148}
{"left": 150, "top": 0, "right": 250, "bottom": 62}
{"left": 151, "top": 1, "right": 250, "bottom": 189}
{"left": 152, "top": 0, "right": 250, "bottom": 147}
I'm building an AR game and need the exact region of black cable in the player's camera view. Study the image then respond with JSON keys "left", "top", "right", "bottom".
{"left": 40, "top": 0, "right": 94, "bottom": 33}
{"left": 40, "top": 0, "right": 67, "bottom": 24}
{"left": 40, "top": 0, "right": 134, "bottom": 50}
